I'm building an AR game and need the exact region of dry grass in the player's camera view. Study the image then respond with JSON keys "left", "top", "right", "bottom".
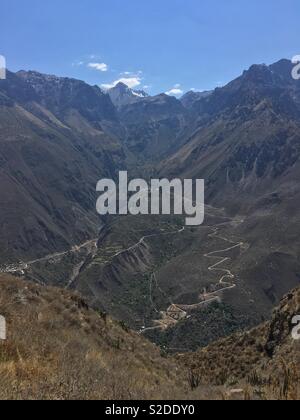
{"left": 0, "top": 275, "right": 189, "bottom": 400}
{"left": 0, "top": 275, "right": 229, "bottom": 400}
{"left": 0, "top": 275, "right": 299, "bottom": 400}
{"left": 182, "top": 288, "right": 300, "bottom": 400}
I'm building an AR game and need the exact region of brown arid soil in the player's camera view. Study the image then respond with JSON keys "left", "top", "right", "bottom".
{"left": 0, "top": 274, "right": 220, "bottom": 400}
{"left": 0, "top": 274, "right": 299, "bottom": 400}
{"left": 182, "top": 287, "right": 300, "bottom": 400}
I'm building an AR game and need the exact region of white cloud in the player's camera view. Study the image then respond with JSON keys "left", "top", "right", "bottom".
{"left": 165, "top": 84, "right": 183, "bottom": 97}
{"left": 166, "top": 88, "right": 183, "bottom": 96}
{"left": 101, "top": 77, "right": 142, "bottom": 90}
{"left": 88, "top": 62, "right": 108, "bottom": 72}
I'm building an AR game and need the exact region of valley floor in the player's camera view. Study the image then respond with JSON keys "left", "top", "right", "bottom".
{"left": 2, "top": 203, "right": 299, "bottom": 353}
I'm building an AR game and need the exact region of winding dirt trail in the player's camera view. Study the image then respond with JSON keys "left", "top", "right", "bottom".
{"left": 111, "top": 226, "right": 185, "bottom": 260}
{"left": 173, "top": 226, "right": 245, "bottom": 314}
{"left": 202, "top": 228, "right": 244, "bottom": 293}
{"left": 1, "top": 206, "right": 245, "bottom": 335}
{"left": 140, "top": 220, "right": 245, "bottom": 333}
{"left": 0, "top": 239, "right": 98, "bottom": 275}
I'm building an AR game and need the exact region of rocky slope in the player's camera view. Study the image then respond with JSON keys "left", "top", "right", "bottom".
{"left": 163, "top": 60, "right": 300, "bottom": 212}
{"left": 0, "top": 70, "right": 191, "bottom": 263}
{"left": 119, "top": 93, "right": 192, "bottom": 163}
{"left": 183, "top": 286, "right": 300, "bottom": 400}
{"left": 180, "top": 90, "right": 212, "bottom": 109}
{"left": 0, "top": 274, "right": 298, "bottom": 400}
{"left": 0, "top": 274, "right": 219, "bottom": 400}
{"left": 0, "top": 71, "right": 125, "bottom": 263}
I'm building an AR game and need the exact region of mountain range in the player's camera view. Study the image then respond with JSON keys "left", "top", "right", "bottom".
{"left": 0, "top": 59, "right": 300, "bottom": 386}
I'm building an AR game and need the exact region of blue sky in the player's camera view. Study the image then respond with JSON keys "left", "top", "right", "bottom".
{"left": 1, "top": 0, "right": 300, "bottom": 95}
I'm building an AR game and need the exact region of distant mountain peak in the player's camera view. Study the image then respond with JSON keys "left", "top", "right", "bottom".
{"left": 108, "top": 83, "right": 149, "bottom": 108}
{"left": 240, "top": 59, "right": 297, "bottom": 88}
{"left": 114, "top": 81, "right": 130, "bottom": 91}
{"left": 14, "top": 69, "right": 118, "bottom": 122}
{"left": 180, "top": 90, "right": 213, "bottom": 108}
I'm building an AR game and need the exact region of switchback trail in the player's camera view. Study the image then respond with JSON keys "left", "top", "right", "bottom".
{"left": 140, "top": 219, "right": 245, "bottom": 333}
{"left": 201, "top": 228, "right": 245, "bottom": 296}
